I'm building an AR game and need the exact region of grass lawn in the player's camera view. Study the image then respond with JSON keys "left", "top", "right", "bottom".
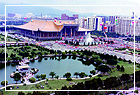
{"left": 9, "top": 79, "right": 88, "bottom": 90}
{"left": 94, "top": 61, "right": 139, "bottom": 80}
{"left": 2, "top": 90, "right": 33, "bottom": 95}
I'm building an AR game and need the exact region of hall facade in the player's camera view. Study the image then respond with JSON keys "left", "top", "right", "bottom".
{"left": 13, "top": 19, "right": 92, "bottom": 40}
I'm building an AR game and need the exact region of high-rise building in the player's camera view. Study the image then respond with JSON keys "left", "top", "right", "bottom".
{"left": 78, "top": 16, "right": 102, "bottom": 31}
{"left": 79, "top": 17, "right": 85, "bottom": 28}
{"left": 87, "top": 16, "right": 96, "bottom": 30}
{"left": 95, "top": 17, "right": 102, "bottom": 31}
{"left": 98, "top": 16, "right": 109, "bottom": 24}
{"left": 73, "top": 14, "right": 78, "bottom": 19}
{"left": 109, "top": 16, "right": 117, "bottom": 24}
{"left": 107, "top": 24, "right": 115, "bottom": 33}
{"left": 115, "top": 17, "right": 140, "bottom": 36}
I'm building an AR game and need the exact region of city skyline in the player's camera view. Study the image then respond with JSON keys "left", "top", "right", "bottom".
{"left": 4, "top": 5, "right": 134, "bottom": 18}
{"left": 0, "top": 0, "right": 139, "bottom": 16}
{"left": 0, "top": 2, "right": 137, "bottom": 17}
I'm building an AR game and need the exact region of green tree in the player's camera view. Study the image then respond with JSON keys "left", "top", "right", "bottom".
{"left": 54, "top": 75, "right": 59, "bottom": 79}
{"left": 29, "top": 77, "right": 36, "bottom": 83}
{"left": 18, "top": 92, "right": 25, "bottom": 95}
{"left": 106, "top": 58, "right": 118, "bottom": 65}
{"left": 92, "top": 54, "right": 99, "bottom": 59}
{"left": 120, "top": 74, "right": 130, "bottom": 81}
{"left": 97, "top": 65, "right": 111, "bottom": 73}
{"left": 62, "top": 52, "right": 66, "bottom": 56}
{"left": 1, "top": 80, "right": 8, "bottom": 86}
{"left": 117, "top": 65, "right": 120, "bottom": 71}
{"left": 63, "top": 72, "right": 71, "bottom": 78}
{"left": 121, "top": 65, "right": 125, "bottom": 72}
{"left": 74, "top": 72, "right": 79, "bottom": 78}
{"left": 13, "top": 73, "right": 21, "bottom": 84}
{"left": 94, "top": 58, "right": 103, "bottom": 65}
{"left": 89, "top": 75, "right": 92, "bottom": 78}
{"left": 41, "top": 74, "right": 46, "bottom": 79}
{"left": 36, "top": 75, "right": 41, "bottom": 81}
{"left": 49, "top": 71, "right": 56, "bottom": 78}
{"left": 90, "top": 70, "right": 96, "bottom": 75}
{"left": 72, "top": 51, "right": 77, "bottom": 56}
{"left": 79, "top": 72, "right": 86, "bottom": 78}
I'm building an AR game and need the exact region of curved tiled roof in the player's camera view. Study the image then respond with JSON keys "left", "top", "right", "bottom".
{"left": 54, "top": 20, "right": 75, "bottom": 25}
{"left": 14, "top": 19, "right": 64, "bottom": 32}
{"left": 14, "top": 20, "right": 46, "bottom": 31}
{"left": 14, "top": 19, "right": 91, "bottom": 32}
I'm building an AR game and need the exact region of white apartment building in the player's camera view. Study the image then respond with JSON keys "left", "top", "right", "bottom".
{"left": 77, "top": 16, "right": 102, "bottom": 31}
{"left": 95, "top": 17, "right": 102, "bottom": 31}
{"left": 87, "top": 16, "right": 96, "bottom": 30}
{"left": 115, "top": 17, "right": 140, "bottom": 36}
{"left": 26, "top": 13, "right": 34, "bottom": 18}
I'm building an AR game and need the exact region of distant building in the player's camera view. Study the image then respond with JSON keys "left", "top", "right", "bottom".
{"left": 95, "top": 17, "right": 102, "bottom": 31}
{"left": 109, "top": 16, "right": 116, "bottom": 24}
{"left": 61, "top": 14, "right": 78, "bottom": 20}
{"left": 73, "top": 14, "right": 78, "bottom": 19}
{"left": 87, "top": 16, "right": 96, "bottom": 30}
{"left": 107, "top": 24, "right": 115, "bottom": 33}
{"left": 115, "top": 17, "right": 140, "bottom": 36}
{"left": 8, "top": 13, "right": 15, "bottom": 17}
{"left": 77, "top": 16, "right": 102, "bottom": 31}
{"left": 78, "top": 17, "right": 85, "bottom": 28}
{"left": 98, "top": 16, "right": 109, "bottom": 24}
{"left": 26, "top": 13, "right": 34, "bottom": 18}
{"left": 61, "top": 14, "right": 69, "bottom": 20}
{"left": 68, "top": 17, "right": 75, "bottom": 20}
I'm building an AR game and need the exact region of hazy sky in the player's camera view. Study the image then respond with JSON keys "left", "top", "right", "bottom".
{"left": 0, "top": 0, "right": 139, "bottom": 16}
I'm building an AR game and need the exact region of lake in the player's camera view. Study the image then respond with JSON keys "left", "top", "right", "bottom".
{"left": 0, "top": 56, "right": 95, "bottom": 86}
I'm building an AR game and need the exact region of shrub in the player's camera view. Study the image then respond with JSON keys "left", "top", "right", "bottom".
{"left": 134, "top": 90, "right": 139, "bottom": 94}
{"left": 38, "top": 78, "right": 41, "bottom": 81}
{"left": 24, "top": 46, "right": 31, "bottom": 49}
{"left": 18, "top": 92, "right": 25, "bottom": 95}
{"left": 29, "top": 77, "right": 36, "bottom": 83}
{"left": 1, "top": 80, "right": 8, "bottom": 85}
{"left": 23, "top": 83, "right": 26, "bottom": 86}
{"left": 90, "top": 70, "right": 95, "bottom": 75}
{"left": 72, "top": 51, "right": 77, "bottom": 56}
{"left": 55, "top": 76, "right": 59, "bottom": 79}
{"left": 7, "top": 47, "right": 13, "bottom": 49}
{"left": 89, "top": 75, "right": 92, "bottom": 78}
{"left": 41, "top": 74, "right": 46, "bottom": 79}
{"left": 46, "top": 78, "right": 48, "bottom": 81}
{"left": 62, "top": 52, "right": 66, "bottom": 56}
{"left": 67, "top": 78, "right": 72, "bottom": 81}
{"left": 44, "top": 57, "right": 48, "bottom": 60}
{"left": 68, "top": 50, "right": 71, "bottom": 54}
{"left": 65, "top": 50, "right": 67, "bottom": 54}
{"left": 98, "top": 74, "right": 102, "bottom": 77}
